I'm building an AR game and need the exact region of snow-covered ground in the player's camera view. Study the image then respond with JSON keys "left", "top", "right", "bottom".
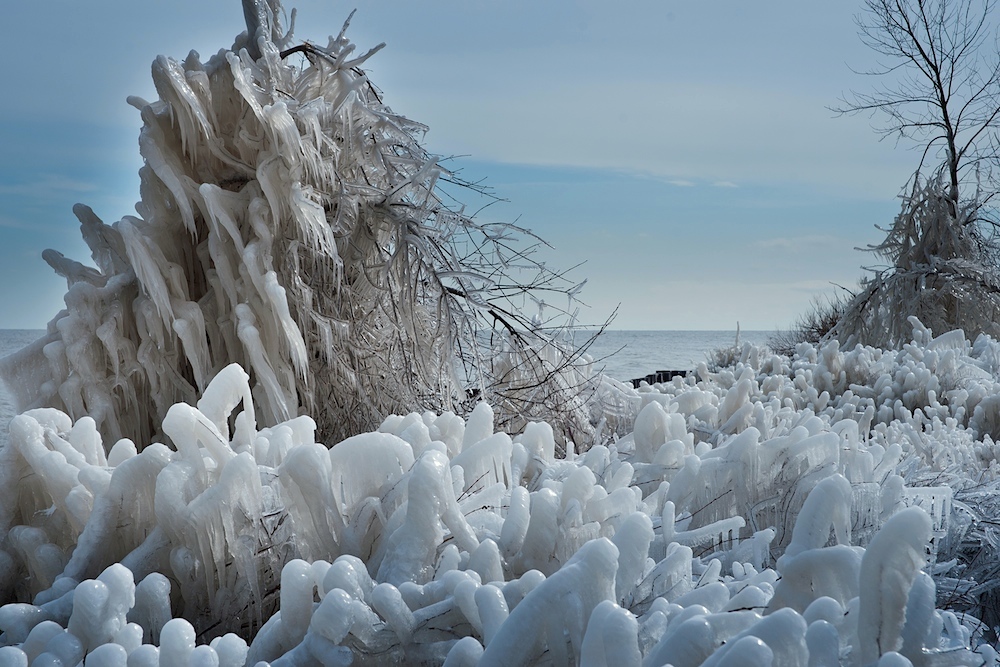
{"left": 1, "top": 318, "right": 1000, "bottom": 665}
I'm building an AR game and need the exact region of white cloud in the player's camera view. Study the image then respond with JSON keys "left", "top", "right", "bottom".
{"left": 396, "top": 79, "right": 914, "bottom": 200}
{"left": 0, "top": 215, "right": 28, "bottom": 230}
{"left": 753, "top": 235, "right": 842, "bottom": 251}
{"left": 0, "top": 176, "right": 98, "bottom": 198}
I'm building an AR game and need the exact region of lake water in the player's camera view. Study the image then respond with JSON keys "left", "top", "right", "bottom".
{"left": 578, "top": 329, "right": 776, "bottom": 382}
{"left": 0, "top": 330, "right": 46, "bottom": 437}
{"left": 0, "top": 329, "right": 777, "bottom": 437}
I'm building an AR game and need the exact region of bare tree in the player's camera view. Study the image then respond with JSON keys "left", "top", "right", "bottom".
{"left": 837, "top": 0, "right": 1000, "bottom": 216}
{"left": 822, "top": 0, "right": 1000, "bottom": 348}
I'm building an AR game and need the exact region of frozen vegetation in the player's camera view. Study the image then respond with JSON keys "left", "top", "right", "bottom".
{"left": 5, "top": 320, "right": 1000, "bottom": 665}
{"left": 4, "top": 1, "right": 1000, "bottom": 665}
{"left": 0, "top": 0, "right": 621, "bottom": 454}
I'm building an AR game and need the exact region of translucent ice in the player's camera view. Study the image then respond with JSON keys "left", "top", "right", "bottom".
{"left": 857, "top": 507, "right": 932, "bottom": 663}
{"left": 462, "top": 403, "right": 495, "bottom": 451}
{"left": 378, "top": 450, "right": 476, "bottom": 585}
{"left": 66, "top": 564, "right": 134, "bottom": 653}
{"left": 579, "top": 600, "right": 640, "bottom": 667}
{"left": 480, "top": 538, "right": 618, "bottom": 665}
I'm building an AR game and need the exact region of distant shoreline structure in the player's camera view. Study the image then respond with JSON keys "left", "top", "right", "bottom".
{"left": 629, "top": 369, "right": 689, "bottom": 388}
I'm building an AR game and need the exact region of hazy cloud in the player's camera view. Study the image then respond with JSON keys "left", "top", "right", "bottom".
{"left": 0, "top": 214, "right": 29, "bottom": 230}
{"left": 753, "top": 235, "right": 842, "bottom": 251}
{"left": 0, "top": 176, "right": 98, "bottom": 198}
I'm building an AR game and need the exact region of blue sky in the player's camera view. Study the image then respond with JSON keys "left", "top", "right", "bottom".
{"left": 0, "top": 1, "right": 918, "bottom": 330}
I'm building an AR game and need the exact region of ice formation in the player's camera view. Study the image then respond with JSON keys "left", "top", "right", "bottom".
{"left": 0, "top": 0, "right": 625, "bottom": 453}
{"left": 0, "top": 319, "right": 999, "bottom": 664}
{"left": 4, "top": 0, "right": 1000, "bottom": 665}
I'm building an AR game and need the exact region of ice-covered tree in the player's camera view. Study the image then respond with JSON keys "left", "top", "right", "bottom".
{"left": 0, "top": 0, "right": 622, "bottom": 450}
{"left": 824, "top": 0, "right": 1000, "bottom": 348}
{"left": 826, "top": 175, "right": 1000, "bottom": 347}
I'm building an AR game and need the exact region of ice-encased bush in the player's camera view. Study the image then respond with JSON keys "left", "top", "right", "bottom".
{"left": 825, "top": 177, "right": 1000, "bottom": 351}
{"left": 0, "top": 0, "right": 626, "bottom": 455}
{"left": 2, "top": 319, "right": 1000, "bottom": 664}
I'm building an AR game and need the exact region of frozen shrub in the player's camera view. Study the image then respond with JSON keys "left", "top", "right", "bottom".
{"left": 827, "top": 178, "right": 1000, "bottom": 349}
{"left": 0, "top": 0, "right": 619, "bottom": 452}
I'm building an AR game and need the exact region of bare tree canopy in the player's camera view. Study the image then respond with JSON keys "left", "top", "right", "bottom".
{"left": 837, "top": 0, "right": 1000, "bottom": 214}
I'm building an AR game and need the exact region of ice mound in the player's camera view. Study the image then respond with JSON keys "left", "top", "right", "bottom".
{"left": 1, "top": 316, "right": 1000, "bottom": 663}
